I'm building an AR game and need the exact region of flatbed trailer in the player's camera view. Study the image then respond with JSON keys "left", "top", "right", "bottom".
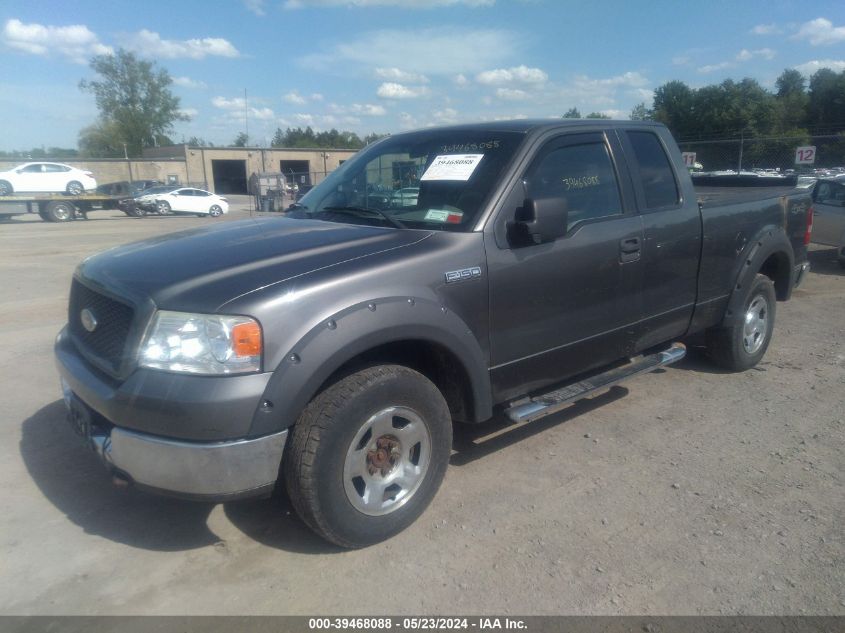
{"left": 0, "top": 193, "right": 126, "bottom": 222}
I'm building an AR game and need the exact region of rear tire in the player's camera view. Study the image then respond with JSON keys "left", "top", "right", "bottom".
{"left": 706, "top": 273, "right": 776, "bottom": 371}
{"left": 0, "top": 180, "right": 12, "bottom": 196}
{"left": 44, "top": 201, "right": 76, "bottom": 222}
{"left": 284, "top": 365, "right": 452, "bottom": 548}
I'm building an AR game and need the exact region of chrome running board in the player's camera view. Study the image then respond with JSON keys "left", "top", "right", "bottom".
{"left": 504, "top": 343, "right": 686, "bottom": 424}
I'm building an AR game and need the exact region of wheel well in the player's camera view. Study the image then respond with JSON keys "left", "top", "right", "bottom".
{"left": 758, "top": 251, "right": 791, "bottom": 300}
{"left": 320, "top": 340, "right": 475, "bottom": 423}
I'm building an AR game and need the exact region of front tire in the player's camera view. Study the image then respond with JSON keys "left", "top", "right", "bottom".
{"left": 707, "top": 273, "right": 776, "bottom": 370}
{"left": 156, "top": 201, "right": 171, "bottom": 214}
{"left": 285, "top": 365, "right": 452, "bottom": 548}
{"left": 66, "top": 181, "right": 83, "bottom": 195}
{"left": 209, "top": 205, "right": 223, "bottom": 217}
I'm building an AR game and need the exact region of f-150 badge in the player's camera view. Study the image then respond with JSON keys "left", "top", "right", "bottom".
{"left": 445, "top": 266, "right": 482, "bottom": 284}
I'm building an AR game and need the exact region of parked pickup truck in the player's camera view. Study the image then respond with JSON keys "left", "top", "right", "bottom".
{"left": 55, "top": 120, "right": 813, "bottom": 547}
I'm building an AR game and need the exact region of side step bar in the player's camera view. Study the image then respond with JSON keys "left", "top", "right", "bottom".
{"left": 504, "top": 343, "right": 687, "bottom": 424}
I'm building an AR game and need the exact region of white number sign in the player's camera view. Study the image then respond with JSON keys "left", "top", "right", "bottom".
{"left": 795, "top": 146, "right": 816, "bottom": 165}
{"left": 681, "top": 152, "right": 697, "bottom": 168}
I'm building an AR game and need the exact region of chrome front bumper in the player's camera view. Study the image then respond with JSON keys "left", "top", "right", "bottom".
{"left": 62, "top": 379, "right": 287, "bottom": 500}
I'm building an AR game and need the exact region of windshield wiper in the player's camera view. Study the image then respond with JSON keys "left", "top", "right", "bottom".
{"left": 320, "top": 205, "right": 406, "bottom": 229}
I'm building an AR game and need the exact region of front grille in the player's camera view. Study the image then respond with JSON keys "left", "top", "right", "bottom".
{"left": 68, "top": 280, "right": 135, "bottom": 372}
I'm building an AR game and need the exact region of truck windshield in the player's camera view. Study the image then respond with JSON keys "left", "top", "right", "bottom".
{"left": 288, "top": 130, "right": 525, "bottom": 231}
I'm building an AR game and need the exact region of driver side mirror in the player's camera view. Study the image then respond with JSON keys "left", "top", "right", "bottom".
{"left": 510, "top": 197, "right": 568, "bottom": 245}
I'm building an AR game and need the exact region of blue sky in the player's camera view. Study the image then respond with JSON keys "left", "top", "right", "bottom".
{"left": 1, "top": 0, "right": 843, "bottom": 150}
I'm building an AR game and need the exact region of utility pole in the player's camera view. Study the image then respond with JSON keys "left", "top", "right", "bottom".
{"left": 123, "top": 142, "right": 133, "bottom": 182}
{"left": 244, "top": 88, "right": 249, "bottom": 146}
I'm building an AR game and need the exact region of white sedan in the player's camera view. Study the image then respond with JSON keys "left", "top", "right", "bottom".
{"left": 0, "top": 162, "right": 97, "bottom": 195}
{"left": 155, "top": 188, "right": 229, "bottom": 217}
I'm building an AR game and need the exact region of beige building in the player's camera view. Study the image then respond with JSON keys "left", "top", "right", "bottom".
{"left": 0, "top": 145, "right": 360, "bottom": 195}
{"left": 143, "top": 145, "right": 360, "bottom": 194}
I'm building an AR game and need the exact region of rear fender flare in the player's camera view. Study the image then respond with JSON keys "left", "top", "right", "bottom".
{"left": 248, "top": 296, "right": 492, "bottom": 437}
{"left": 721, "top": 225, "right": 794, "bottom": 327}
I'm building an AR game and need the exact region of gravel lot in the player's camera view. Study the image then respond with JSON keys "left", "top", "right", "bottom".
{"left": 0, "top": 201, "right": 842, "bottom": 615}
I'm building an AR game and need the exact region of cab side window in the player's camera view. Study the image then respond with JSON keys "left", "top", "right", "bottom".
{"left": 626, "top": 131, "right": 680, "bottom": 209}
{"left": 524, "top": 142, "right": 622, "bottom": 231}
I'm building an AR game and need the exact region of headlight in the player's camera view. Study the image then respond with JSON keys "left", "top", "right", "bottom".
{"left": 139, "top": 311, "right": 262, "bottom": 375}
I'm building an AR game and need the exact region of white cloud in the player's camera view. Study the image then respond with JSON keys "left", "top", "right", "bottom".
{"left": 330, "top": 103, "right": 387, "bottom": 116}
{"left": 243, "top": 0, "right": 266, "bottom": 15}
{"left": 600, "top": 109, "right": 626, "bottom": 119}
{"left": 751, "top": 23, "right": 782, "bottom": 35}
{"left": 173, "top": 76, "right": 207, "bottom": 89}
{"left": 793, "top": 18, "right": 845, "bottom": 46}
{"left": 736, "top": 48, "right": 775, "bottom": 61}
{"left": 631, "top": 88, "right": 654, "bottom": 101}
{"left": 398, "top": 112, "right": 418, "bottom": 130}
{"left": 126, "top": 30, "right": 240, "bottom": 59}
{"left": 299, "top": 27, "right": 514, "bottom": 75}
{"left": 672, "top": 56, "right": 690, "bottom": 66}
{"left": 376, "top": 82, "right": 430, "bottom": 99}
{"left": 310, "top": 93, "right": 324, "bottom": 101}
{"left": 698, "top": 61, "right": 733, "bottom": 74}
{"left": 698, "top": 48, "right": 776, "bottom": 73}
{"left": 476, "top": 65, "right": 547, "bottom": 85}
{"left": 212, "top": 96, "right": 275, "bottom": 120}
{"left": 285, "top": 0, "right": 494, "bottom": 8}
{"left": 495, "top": 87, "right": 530, "bottom": 101}
{"left": 283, "top": 91, "right": 308, "bottom": 105}
{"left": 179, "top": 108, "right": 199, "bottom": 118}
{"left": 556, "top": 72, "right": 652, "bottom": 110}
{"left": 454, "top": 74, "right": 469, "bottom": 86}
{"left": 375, "top": 67, "right": 430, "bottom": 84}
{"left": 793, "top": 59, "right": 845, "bottom": 75}
{"left": 1, "top": 18, "right": 112, "bottom": 64}
{"left": 433, "top": 108, "right": 459, "bottom": 123}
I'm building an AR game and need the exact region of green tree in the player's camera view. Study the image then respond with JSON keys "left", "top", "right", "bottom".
{"left": 79, "top": 49, "right": 189, "bottom": 157}
{"left": 585, "top": 112, "right": 610, "bottom": 119}
{"left": 774, "top": 69, "right": 808, "bottom": 132}
{"left": 232, "top": 132, "right": 249, "bottom": 147}
{"left": 78, "top": 119, "right": 126, "bottom": 157}
{"left": 808, "top": 68, "right": 845, "bottom": 133}
{"left": 653, "top": 80, "right": 696, "bottom": 139}
{"left": 630, "top": 102, "right": 654, "bottom": 120}
{"left": 186, "top": 136, "right": 213, "bottom": 147}
{"left": 562, "top": 108, "right": 581, "bottom": 119}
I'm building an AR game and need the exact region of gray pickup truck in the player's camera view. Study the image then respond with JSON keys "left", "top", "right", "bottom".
{"left": 55, "top": 120, "right": 813, "bottom": 547}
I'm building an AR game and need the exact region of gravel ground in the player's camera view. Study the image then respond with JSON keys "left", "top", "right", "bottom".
{"left": 0, "top": 203, "right": 842, "bottom": 615}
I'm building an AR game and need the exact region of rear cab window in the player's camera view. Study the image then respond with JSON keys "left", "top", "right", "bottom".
{"left": 624, "top": 130, "right": 681, "bottom": 210}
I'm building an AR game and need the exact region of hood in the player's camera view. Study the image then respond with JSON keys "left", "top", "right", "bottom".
{"left": 78, "top": 217, "right": 431, "bottom": 312}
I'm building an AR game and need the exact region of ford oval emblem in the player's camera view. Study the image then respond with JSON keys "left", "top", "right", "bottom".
{"left": 80, "top": 308, "right": 98, "bottom": 333}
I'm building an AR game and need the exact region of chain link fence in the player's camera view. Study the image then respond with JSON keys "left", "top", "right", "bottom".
{"left": 677, "top": 134, "right": 845, "bottom": 173}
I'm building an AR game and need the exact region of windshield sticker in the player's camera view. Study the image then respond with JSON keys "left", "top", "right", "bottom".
{"left": 421, "top": 154, "right": 484, "bottom": 182}
{"left": 424, "top": 209, "right": 464, "bottom": 223}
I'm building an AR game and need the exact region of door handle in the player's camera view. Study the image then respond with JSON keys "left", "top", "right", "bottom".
{"left": 620, "top": 237, "right": 641, "bottom": 263}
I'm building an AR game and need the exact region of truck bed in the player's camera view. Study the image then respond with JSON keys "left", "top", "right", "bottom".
{"left": 695, "top": 185, "right": 802, "bottom": 208}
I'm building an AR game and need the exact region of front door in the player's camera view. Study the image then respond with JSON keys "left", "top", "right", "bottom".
{"left": 486, "top": 132, "right": 643, "bottom": 402}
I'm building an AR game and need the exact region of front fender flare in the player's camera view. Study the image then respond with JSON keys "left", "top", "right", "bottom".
{"left": 248, "top": 296, "right": 492, "bottom": 437}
